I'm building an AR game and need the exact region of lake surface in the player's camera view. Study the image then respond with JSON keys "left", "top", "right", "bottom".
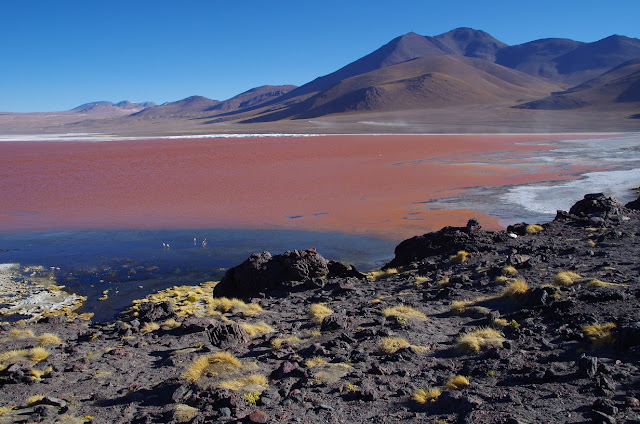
{"left": 1, "top": 132, "right": 638, "bottom": 321}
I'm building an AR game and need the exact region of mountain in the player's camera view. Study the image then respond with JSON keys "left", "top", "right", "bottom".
{"left": 72, "top": 100, "right": 156, "bottom": 113}
{"left": 431, "top": 27, "right": 507, "bottom": 62}
{"left": 496, "top": 35, "right": 640, "bottom": 85}
{"left": 130, "top": 95, "right": 220, "bottom": 118}
{"left": 243, "top": 55, "right": 561, "bottom": 122}
{"left": 515, "top": 58, "right": 640, "bottom": 110}
{"left": 207, "top": 85, "right": 297, "bottom": 113}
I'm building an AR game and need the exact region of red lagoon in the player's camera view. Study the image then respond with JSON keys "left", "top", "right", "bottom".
{"left": 0, "top": 134, "right": 613, "bottom": 240}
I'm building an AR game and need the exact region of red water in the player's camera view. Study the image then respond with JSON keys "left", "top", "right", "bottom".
{"left": 0, "top": 134, "right": 613, "bottom": 240}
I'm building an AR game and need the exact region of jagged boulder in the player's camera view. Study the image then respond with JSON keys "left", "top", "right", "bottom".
{"left": 626, "top": 195, "right": 640, "bottom": 210}
{"left": 214, "top": 248, "right": 359, "bottom": 298}
{"left": 569, "top": 193, "right": 624, "bottom": 219}
{"left": 384, "top": 219, "right": 508, "bottom": 269}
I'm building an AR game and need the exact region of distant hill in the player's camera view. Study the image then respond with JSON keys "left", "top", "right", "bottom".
{"left": 130, "top": 96, "right": 220, "bottom": 118}
{"left": 72, "top": 100, "right": 156, "bottom": 113}
{"left": 514, "top": 58, "right": 640, "bottom": 110}
{"left": 495, "top": 35, "right": 640, "bottom": 85}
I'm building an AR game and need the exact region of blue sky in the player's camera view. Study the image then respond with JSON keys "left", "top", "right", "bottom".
{"left": 1, "top": 0, "right": 639, "bottom": 112}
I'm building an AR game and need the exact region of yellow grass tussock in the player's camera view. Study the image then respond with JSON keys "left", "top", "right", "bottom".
{"left": 582, "top": 322, "right": 616, "bottom": 347}
{"left": 182, "top": 351, "right": 242, "bottom": 382}
{"left": 412, "top": 387, "right": 442, "bottom": 404}
{"left": 366, "top": 268, "right": 399, "bottom": 281}
{"left": 446, "top": 375, "right": 470, "bottom": 390}
{"left": 141, "top": 322, "right": 160, "bottom": 334}
{"left": 554, "top": 271, "right": 582, "bottom": 287}
{"left": 309, "top": 303, "right": 334, "bottom": 324}
{"left": 239, "top": 322, "right": 275, "bottom": 337}
{"left": 586, "top": 279, "right": 627, "bottom": 289}
{"left": 502, "top": 279, "right": 530, "bottom": 299}
{"left": 310, "top": 362, "right": 352, "bottom": 384}
{"left": 217, "top": 374, "right": 268, "bottom": 391}
{"left": 174, "top": 404, "right": 199, "bottom": 423}
{"left": 379, "top": 337, "right": 411, "bottom": 354}
{"left": 382, "top": 305, "right": 427, "bottom": 322}
{"left": 271, "top": 336, "right": 302, "bottom": 350}
{"left": 525, "top": 224, "right": 544, "bottom": 234}
{"left": 457, "top": 328, "right": 504, "bottom": 353}
{"left": 450, "top": 250, "right": 470, "bottom": 264}
{"left": 305, "top": 356, "right": 327, "bottom": 368}
{"left": 28, "top": 347, "right": 50, "bottom": 362}
{"left": 502, "top": 265, "right": 518, "bottom": 276}
{"left": 37, "top": 333, "right": 62, "bottom": 346}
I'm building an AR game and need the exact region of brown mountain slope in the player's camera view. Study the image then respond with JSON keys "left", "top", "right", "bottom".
{"left": 515, "top": 58, "right": 640, "bottom": 110}
{"left": 207, "top": 85, "right": 297, "bottom": 113}
{"left": 243, "top": 55, "right": 561, "bottom": 121}
{"left": 131, "top": 95, "right": 220, "bottom": 118}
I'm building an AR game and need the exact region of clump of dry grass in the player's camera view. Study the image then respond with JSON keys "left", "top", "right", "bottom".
{"left": 554, "top": 270, "right": 582, "bottom": 286}
{"left": 413, "top": 275, "right": 430, "bottom": 285}
{"left": 206, "top": 297, "right": 262, "bottom": 317}
{"left": 174, "top": 404, "right": 199, "bottom": 423}
{"left": 25, "top": 395, "right": 44, "bottom": 406}
{"left": 366, "top": 268, "right": 399, "bottom": 281}
{"left": 502, "top": 265, "right": 518, "bottom": 276}
{"left": 379, "top": 337, "right": 411, "bottom": 354}
{"left": 586, "top": 279, "right": 627, "bottom": 289}
{"left": 502, "top": 279, "right": 529, "bottom": 299}
{"left": 309, "top": 362, "right": 352, "bottom": 384}
{"left": 271, "top": 336, "right": 302, "bottom": 350}
{"left": 141, "top": 322, "right": 160, "bottom": 334}
{"left": 182, "top": 351, "right": 242, "bottom": 383}
{"left": 382, "top": 305, "right": 427, "bottom": 322}
{"left": 526, "top": 224, "right": 544, "bottom": 234}
{"left": 162, "top": 318, "right": 182, "bottom": 329}
{"left": 456, "top": 328, "right": 504, "bottom": 353}
{"left": 5, "top": 329, "right": 35, "bottom": 340}
{"left": 239, "top": 322, "right": 275, "bottom": 337}
{"left": 445, "top": 375, "right": 470, "bottom": 390}
{"left": 28, "top": 347, "right": 49, "bottom": 362}
{"left": 450, "top": 250, "right": 469, "bottom": 264}
{"left": 218, "top": 374, "right": 268, "bottom": 391}
{"left": 438, "top": 276, "right": 451, "bottom": 286}
{"left": 582, "top": 322, "right": 616, "bottom": 347}
{"left": 378, "top": 337, "right": 429, "bottom": 354}
{"left": 412, "top": 387, "right": 442, "bottom": 404}
{"left": 305, "top": 356, "right": 327, "bottom": 368}
{"left": 309, "top": 303, "right": 334, "bottom": 324}
{"left": 587, "top": 239, "right": 597, "bottom": 247}
{"left": 37, "top": 333, "right": 61, "bottom": 346}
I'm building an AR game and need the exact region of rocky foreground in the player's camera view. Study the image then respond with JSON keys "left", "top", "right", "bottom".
{"left": 1, "top": 193, "right": 639, "bottom": 424}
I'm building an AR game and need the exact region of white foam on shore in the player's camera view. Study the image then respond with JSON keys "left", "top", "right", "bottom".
{"left": 501, "top": 169, "right": 640, "bottom": 215}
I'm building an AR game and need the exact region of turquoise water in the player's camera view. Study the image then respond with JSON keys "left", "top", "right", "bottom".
{"left": 0, "top": 228, "right": 396, "bottom": 321}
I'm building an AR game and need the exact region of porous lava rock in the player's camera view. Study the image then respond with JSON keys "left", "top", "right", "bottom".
{"left": 626, "top": 195, "right": 640, "bottom": 210}
{"left": 384, "top": 219, "right": 508, "bottom": 269}
{"left": 568, "top": 193, "right": 624, "bottom": 220}
{"left": 213, "top": 248, "right": 361, "bottom": 298}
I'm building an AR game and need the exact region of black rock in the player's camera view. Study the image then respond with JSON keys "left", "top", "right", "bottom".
{"left": 213, "top": 249, "right": 331, "bottom": 298}
{"left": 578, "top": 354, "right": 599, "bottom": 378}
{"left": 207, "top": 321, "right": 251, "bottom": 348}
{"left": 136, "top": 301, "right": 177, "bottom": 323}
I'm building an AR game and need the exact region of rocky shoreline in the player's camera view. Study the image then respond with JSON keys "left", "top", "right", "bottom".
{"left": 0, "top": 193, "right": 639, "bottom": 424}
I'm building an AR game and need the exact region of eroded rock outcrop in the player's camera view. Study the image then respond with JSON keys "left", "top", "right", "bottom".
{"left": 213, "top": 248, "right": 362, "bottom": 298}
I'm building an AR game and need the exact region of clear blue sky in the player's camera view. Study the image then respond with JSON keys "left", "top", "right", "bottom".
{"left": 1, "top": 0, "right": 639, "bottom": 112}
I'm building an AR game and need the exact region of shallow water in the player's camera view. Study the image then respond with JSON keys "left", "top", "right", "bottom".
{"left": 0, "top": 228, "right": 396, "bottom": 321}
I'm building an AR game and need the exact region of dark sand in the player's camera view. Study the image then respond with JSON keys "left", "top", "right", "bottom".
{"left": 0, "top": 134, "right": 617, "bottom": 240}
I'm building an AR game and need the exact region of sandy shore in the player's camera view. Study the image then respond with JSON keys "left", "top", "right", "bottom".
{"left": 0, "top": 133, "right": 621, "bottom": 240}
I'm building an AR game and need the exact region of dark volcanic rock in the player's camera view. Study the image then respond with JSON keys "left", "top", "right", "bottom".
{"left": 568, "top": 193, "right": 624, "bottom": 220}
{"left": 385, "top": 219, "right": 508, "bottom": 269}
{"left": 213, "top": 249, "right": 362, "bottom": 298}
{"left": 626, "top": 195, "right": 640, "bottom": 210}
{"left": 207, "top": 321, "right": 251, "bottom": 348}
{"left": 136, "top": 301, "right": 177, "bottom": 323}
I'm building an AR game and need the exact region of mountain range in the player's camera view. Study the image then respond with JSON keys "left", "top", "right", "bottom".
{"left": 2, "top": 27, "right": 640, "bottom": 133}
